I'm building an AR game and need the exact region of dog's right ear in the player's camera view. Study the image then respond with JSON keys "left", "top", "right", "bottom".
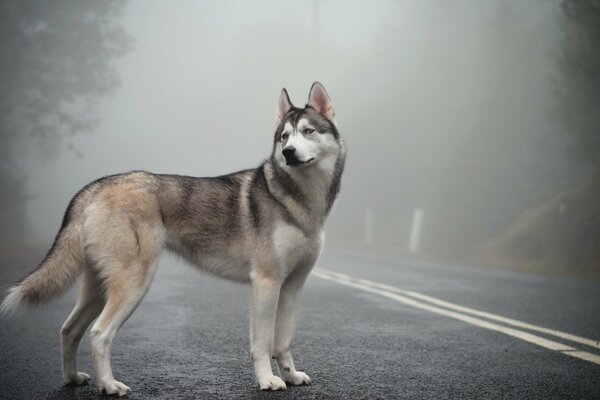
{"left": 276, "top": 88, "right": 293, "bottom": 124}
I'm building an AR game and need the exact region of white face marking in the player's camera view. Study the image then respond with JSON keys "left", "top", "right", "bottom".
{"left": 296, "top": 118, "right": 312, "bottom": 132}
{"left": 279, "top": 118, "right": 340, "bottom": 168}
{"left": 283, "top": 122, "right": 293, "bottom": 134}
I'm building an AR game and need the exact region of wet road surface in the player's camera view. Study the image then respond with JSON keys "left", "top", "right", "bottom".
{"left": 1, "top": 248, "right": 599, "bottom": 399}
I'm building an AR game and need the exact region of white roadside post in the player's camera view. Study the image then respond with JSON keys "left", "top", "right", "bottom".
{"left": 409, "top": 208, "right": 423, "bottom": 254}
{"left": 365, "top": 208, "right": 373, "bottom": 246}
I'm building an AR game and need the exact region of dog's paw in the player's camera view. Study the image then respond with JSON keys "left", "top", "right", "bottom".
{"left": 257, "top": 374, "right": 287, "bottom": 391}
{"left": 98, "top": 379, "right": 131, "bottom": 397}
{"left": 284, "top": 370, "right": 312, "bottom": 386}
{"left": 64, "top": 371, "right": 91, "bottom": 386}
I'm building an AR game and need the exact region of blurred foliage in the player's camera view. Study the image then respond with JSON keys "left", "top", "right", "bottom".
{"left": 559, "top": 0, "right": 600, "bottom": 168}
{"left": 0, "top": 1, "right": 131, "bottom": 245}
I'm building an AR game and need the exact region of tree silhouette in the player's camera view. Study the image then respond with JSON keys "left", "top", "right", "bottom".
{"left": 559, "top": 0, "right": 600, "bottom": 168}
{"left": 0, "top": 1, "right": 132, "bottom": 246}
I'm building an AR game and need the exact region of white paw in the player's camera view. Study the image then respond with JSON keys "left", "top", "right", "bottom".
{"left": 64, "top": 371, "right": 91, "bottom": 386}
{"left": 98, "top": 379, "right": 131, "bottom": 397}
{"left": 257, "top": 374, "right": 287, "bottom": 391}
{"left": 283, "top": 370, "right": 312, "bottom": 386}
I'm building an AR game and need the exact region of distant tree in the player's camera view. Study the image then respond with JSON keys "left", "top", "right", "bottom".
{"left": 0, "top": 1, "right": 132, "bottom": 245}
{"left": 559, "top": 0, "right": 600, "bottom": 168}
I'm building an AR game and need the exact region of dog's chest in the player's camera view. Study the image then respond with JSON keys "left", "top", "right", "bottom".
{"left": 272, "top": 221, "right": 323, "bottom": 272}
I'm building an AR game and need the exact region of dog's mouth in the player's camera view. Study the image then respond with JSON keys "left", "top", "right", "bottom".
{"left": 285, "top": 157, "right": 315, "bottom": 167}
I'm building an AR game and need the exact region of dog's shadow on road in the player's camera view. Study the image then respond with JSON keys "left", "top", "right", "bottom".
{"left": 46, "top": 385, "right": 111, "bottom": 400}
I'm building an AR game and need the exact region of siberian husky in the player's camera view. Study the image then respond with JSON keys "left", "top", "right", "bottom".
{"left": 0, "top": 82, "right": 346, "bottom": 395}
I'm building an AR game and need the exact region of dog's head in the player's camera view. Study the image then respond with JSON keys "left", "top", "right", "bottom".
{"left": 272, "top": 82, "right": 342, "bottom": 170}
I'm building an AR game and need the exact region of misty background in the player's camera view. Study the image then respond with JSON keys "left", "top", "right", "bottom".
{"left": 1, "top": 0, "right": 598, "bottom": 278}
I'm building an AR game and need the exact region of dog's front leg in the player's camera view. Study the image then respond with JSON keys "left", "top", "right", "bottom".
{"left": 273, "top": 265, "right": 312, "bottom": 386}
{"left": 250, "top": 274, "right": 286, "bottom": 391}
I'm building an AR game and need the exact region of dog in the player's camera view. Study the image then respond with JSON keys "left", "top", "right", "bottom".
{"left": 0, "top": 82, "right": 346, "bottom": 396}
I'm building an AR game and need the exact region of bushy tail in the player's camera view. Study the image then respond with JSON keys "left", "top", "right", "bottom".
{"left": 0, "top": 222, "right": 84, "bottom": 317}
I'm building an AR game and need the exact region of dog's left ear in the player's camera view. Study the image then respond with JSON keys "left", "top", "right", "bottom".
{"left": 308, "top": 82, "right": 335, "bottom": 122}
{"left": 276, "top": 88, "right": 293, "bottom": 124}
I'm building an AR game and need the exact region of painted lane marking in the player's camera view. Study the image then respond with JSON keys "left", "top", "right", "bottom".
{"left": 312, "top": 270, "right": 600, "bottom": 366}
{"left": 316, "top": 269, "right": 600, "bottom": 350}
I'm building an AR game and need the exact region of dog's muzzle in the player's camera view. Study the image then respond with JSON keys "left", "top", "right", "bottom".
{"left": 282, "top": 146, "right": 315, "bottom": 166}
{"left": 282, "top": 146, "right": 300, "bottom": 165}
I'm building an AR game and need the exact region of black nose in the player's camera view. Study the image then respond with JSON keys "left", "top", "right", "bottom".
{"left": 282, "top": 146, "right": 296, "bottom": 159}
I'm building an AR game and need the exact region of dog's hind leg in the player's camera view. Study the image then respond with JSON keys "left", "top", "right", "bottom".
{"left": 89, "top": 257, "right": 158, "bottom": 397}
{"left": 87, "top": 225, "right": 162, "bottom": 395}
{"left": 81, "top": 186, "right": 164, "bottom": 396}
{"left": 61, "top": 269, "right": 105, "bottom": 385}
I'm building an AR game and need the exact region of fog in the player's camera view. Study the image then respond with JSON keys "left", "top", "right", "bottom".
{"left": 7, "top": 1, "right": 593, "bottom": 266}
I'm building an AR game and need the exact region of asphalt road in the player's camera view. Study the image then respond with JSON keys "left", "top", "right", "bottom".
{"left": 1, "top": 248, "right": 599, "bottom": 399}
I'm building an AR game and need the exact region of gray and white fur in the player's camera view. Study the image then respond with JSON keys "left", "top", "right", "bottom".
{"left": 0, "top": 82, "right": 346, "bottom": 395}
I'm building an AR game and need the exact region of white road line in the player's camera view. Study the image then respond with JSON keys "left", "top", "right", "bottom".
{"left": 312, "top": 269, "right": 600, "bottom": 366}
{"left": 317, "top": 269, "right": 600, "bottom": 350}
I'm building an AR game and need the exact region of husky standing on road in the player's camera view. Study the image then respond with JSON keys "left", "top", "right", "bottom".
{"left": 0, "top": 82, "right": 345, "bottom": 396}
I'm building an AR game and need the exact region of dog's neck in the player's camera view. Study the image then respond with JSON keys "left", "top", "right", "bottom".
{"left": 265, "top": 141, "right": 345, "bottom": 232}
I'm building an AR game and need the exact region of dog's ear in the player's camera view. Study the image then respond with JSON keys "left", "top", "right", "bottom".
{"left": 308, "top": 82, "right": 335, "bottom": 122}
{"left": 276, "top": 88, "right": 293, "bottom": 124}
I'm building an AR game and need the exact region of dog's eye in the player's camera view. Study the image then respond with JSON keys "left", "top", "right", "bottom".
{"left": 304, "top": 128, "right": 315, "bottom": 134}
{"left": 281, "top": 133, "right": 289, "bottom": 140}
